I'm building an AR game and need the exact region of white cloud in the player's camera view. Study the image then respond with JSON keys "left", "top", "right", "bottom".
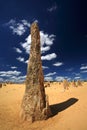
{"left": 25, "top": 34, "right": 31, "bottom": 44}
{"left": 7, "top": 75, "right": 26, "bottom": 83}
{"left": 20, "top": 35, "right": 31, "bottom": 52}
{"left": 44, "top": 76, "right": 53, "bottom": 81}
{"left": 20, "top": 34, "right": 31, "bottom": 54}
{"left": 45, "top": 72, "right": 56, "bottom": 77}
{"left": 74, "top": 76, "right": 80, "bottom": 80}
{"left": 21, "top": 20, "right": 30, "bottom": 27}
{"left": 18, "top": 75, "right": 26, "bottom": 79}
{"left": 25, "top": 60, "right": 28, "bottom": 64}
{"left": 47, "top": 3, "right": 57, "bottom": 12}
{"left": 41, "top": 53, "right": 57, "bottom": 60}
{"left": 7, "top": 19, "right": 30, "bottom": 36}
{"left": 80, "top": 66, "right": 87, "bottom": 70}
{"left": 55, "top": 76, "right": 65, "bottom": 81}
{"left": 41, "top": 46, "right": 50, "bottom": 53}
{"left": 16, "top": 24, "right": 26, "bottom": 35}
{"left": 53, "top": 62, "right": 63, "bottom": 67}
{"left": 11, "top": 66, "right": 17, "bottom": 69}
{"left": 14, "top": 47, "right": 22, "bottom": 53}
{"left": 10, "top": 24, "right": 26, "bottom": 36}
{"left": 0, "top": 70, "right": 21, "bottom": 77}
{"left": 42, "top": 66, "right": 49, "bottom": 69}
{"left": 0, "top": 70, "right": 26, "bottom": 83}
{"left": 10, "top": 75, "right": 26, "bottom": 83}
{"left": 16, "top": 57, "right": 25, "bottom": 62}
{"left": 40, "top": 31, "right": 55, "bottom": 46}
{"left": 67, "top": 78, "right": 71, "bottom": 81}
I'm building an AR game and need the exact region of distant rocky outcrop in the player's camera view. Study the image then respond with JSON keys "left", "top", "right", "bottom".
{"left": 21, "top": 22, "right": 51, "bottom": 122}
{"left": 77, "top": 80, "right": 82, "bottom": 86}
{"left": 0, "top": 83, "right": 2, "bottom": 88}
{"left": 72, "top": 81, "right": 77, "bottom": 87}
{"left": 63, "top": 79, "right": 69, "bottom": 90}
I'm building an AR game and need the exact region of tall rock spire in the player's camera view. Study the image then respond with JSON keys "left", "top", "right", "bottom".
{"left": 20, "top": 22, "right": 51, "bottom": 122}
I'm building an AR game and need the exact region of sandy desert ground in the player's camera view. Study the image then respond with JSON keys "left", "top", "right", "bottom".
{"left": 0, "top": 82, "right": 87, "bottom": 130}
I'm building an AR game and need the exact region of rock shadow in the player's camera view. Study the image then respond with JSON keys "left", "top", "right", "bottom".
{"left": 50, "top": 98, "right": 78, "bottom": 117}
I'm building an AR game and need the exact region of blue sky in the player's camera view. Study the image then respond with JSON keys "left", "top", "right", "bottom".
{"left": 0, "top": 0, "right": 87, "bottom": 82}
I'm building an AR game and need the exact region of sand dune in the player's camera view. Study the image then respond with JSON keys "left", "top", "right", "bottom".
{"left": 0, "top": 82, "right": 87, "bottom": 130}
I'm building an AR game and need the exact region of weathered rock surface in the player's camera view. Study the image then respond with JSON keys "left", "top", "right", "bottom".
{"left": 21, "top": 22, "right": 51, "bottom": 122}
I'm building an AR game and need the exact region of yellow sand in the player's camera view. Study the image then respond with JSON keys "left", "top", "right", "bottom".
{"left": 0, "top": 82, "right": 87, "bottom": 130}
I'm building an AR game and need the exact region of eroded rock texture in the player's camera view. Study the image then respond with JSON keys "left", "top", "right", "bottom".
{"left": 21, "top": 22, "right": 51, "bottom": 122}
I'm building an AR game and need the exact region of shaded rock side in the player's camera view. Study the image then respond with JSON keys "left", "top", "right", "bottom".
{"left": 21, "top": 22, "right": 51, "bottom": 122}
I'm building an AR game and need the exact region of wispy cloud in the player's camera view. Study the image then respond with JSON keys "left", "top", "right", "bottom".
{"left": 72, "top": 72, "right": 80, "bottom": 76}
{"left": 40, "top": 31, "right": 55, "bottom": 46}
{"left": 47, "top": 3, "right": 57, "bottom": 12}
{"left": 44, "top": 72, "right": 57, "bottom": 81}
{"left": 20, "top": 35, "right": 31, "bottom": 54}
{"left": 0, "top": 70, "right": 26, "bottom": 82}
{"left": 6, "top": 19, "right": 30, "bottom": 36}
{"left": 16, "top": 57, "right": 25, "bottom": 62}
{"left": 10, "top": 75, "right": 26, "bottom": 83}
{"left": 74, "top": 76, "right": 80, "bottom": 80}
{"left": 41, "top": 46, "right": 50, "bottom": 53}
{"left": 14, "top": 47, "right": 22, "bottom": 53}
{"left": 25, "top": 60, "right": 28, "bottom": 64}
{"left": 42, "top": 66, "right": 49, "bottom": 69}
{"left": 80, "top": 66, "right": 87, "bottom": 70}
{"left": 55, "top": 76, "right": 65, "bottom": 81}
{"left": 45, "top": 72, "right": 56, "bottom": 77}
{"left": 44, "top": 76, "right": 53, "bottom": 81}
{"left": 21, "top": 19, "right": 31, "bottom": 27}
{"left": 53, "top": 62, "right": 63, "bottom": 67}
{"left": 10, "top": 24, "right": 26, "bottom": 36}
{"left": 0, "top": 70, "right": 21, "bottom": 77}
{"left": 11, "top": 66, "right": 17, "bottom": 69}
{"left": 41, "top": 53, "right": 57, "bottom": 60}
{"left": 80, "top": 64, "right": 87, "bottom": 73}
